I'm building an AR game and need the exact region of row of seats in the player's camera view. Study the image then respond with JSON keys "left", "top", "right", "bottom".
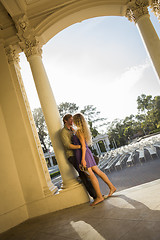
{"left": 98, "top": 134, "right": 160, "bottom": 172}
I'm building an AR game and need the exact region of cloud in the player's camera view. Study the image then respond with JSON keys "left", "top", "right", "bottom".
{"left": 94, "top": 61, "right": 151, "bottom": 121}
{"left": 110, "top": 61, "right": 150, "bottom": 96}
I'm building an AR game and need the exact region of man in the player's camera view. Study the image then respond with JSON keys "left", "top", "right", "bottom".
{"left": 61, "top": 114, "right": 97, "bottom": 200}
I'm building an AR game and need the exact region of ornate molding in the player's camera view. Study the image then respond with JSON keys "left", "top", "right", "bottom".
{"left": 14, "top": 15, "right": 42, "bottom": 59}
{"left": 5, "top": 45, "right": 20, "bottom": 65}
{"left": 151, "top": 0, "right": 160, "bottom": 20}
{"left": 7, "top": 45, "right": 57, "bottom": 196}
{"left": 15, "top": 15, "right": 29, "bottom": 34}
{"left": 126, "top": 0, "right": 149, "bottom": 23}
{"left": 15, "top": 64, "right": 57, "bottom": 196}
{"left": 19, "top": 38, "right": 42, "bottom": 58}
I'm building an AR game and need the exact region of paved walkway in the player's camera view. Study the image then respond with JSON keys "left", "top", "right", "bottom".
{"left": 1, "top": 157, "right": 160, "bottom": 240}
{"left": 99, "top": 152, "right": 160, "bottom": 195}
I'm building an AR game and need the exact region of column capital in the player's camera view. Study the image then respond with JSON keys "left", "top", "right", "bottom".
{"left": 151, "top": 0, "right": 160, "bottom": 21}
{"left": 126, "top": 0, "right": 149, "bottom": 23}
{"left": 14, "top": 15, "right": 42, "bottom": 59}
{"left": 19, "top": 38, "right": 42, "bottom": 59}
{"left": 5, "top": 45, "right": 20, "bottom": 65}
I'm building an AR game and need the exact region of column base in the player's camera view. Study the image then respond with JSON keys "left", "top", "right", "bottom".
{"left": 0, "top": 183, "right": 89, "bottom": 233}
{"left": 43, "top": 182, "right": 58, "bottom": 197}
{"left": 60, "top": 177, "right": 80, "bottom": 189}
{"left": 27, "top": 182, "right": 89, "bottom": 219}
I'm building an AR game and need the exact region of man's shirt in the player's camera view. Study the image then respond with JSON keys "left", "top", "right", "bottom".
{"left": 61, "top": 125, "right": 74, "bottom": 158}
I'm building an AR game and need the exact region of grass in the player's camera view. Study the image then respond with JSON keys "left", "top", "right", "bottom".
{"left": 50, "top": 171, "right": 60, "bottom": 179}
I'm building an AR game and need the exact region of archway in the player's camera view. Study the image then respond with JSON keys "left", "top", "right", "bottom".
{"left": 20, "top": 2, "right": 160, "bottom": 189}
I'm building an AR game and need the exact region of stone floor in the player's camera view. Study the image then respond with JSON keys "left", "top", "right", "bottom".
{"left": 99, "top": 151, "right": 160, "bottom": 195}
{"left": 1, "top": 156, "right": 160, "bottom": 240}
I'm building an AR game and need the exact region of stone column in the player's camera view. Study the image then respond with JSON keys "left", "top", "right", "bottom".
{"left": 15, "top": 15, "right": 78, "bottom": 189}
{"left": 103, "top": 140, "right": 108, "bottom": 152}
{"left": 93, "top": 143, "right": 99, "bottom": 155}
{"left": 49, "top": 156, "right": 54, "bottom": 168}
{"left": 126, "top": 0, "right": 160, "bottom": 78}
{"left": 96, "top": 142, "right": 102, "bottom": 155}
{"left": 5, "top": 45, "right": 57, "bottom": 196}
{"left": 151, "top": 0, "right": 160, "bottom": 21}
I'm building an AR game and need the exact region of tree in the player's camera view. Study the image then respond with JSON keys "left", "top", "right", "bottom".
{"left": 145, "top": 96, "right": 160, "bottom": 131}
{"left": 136, "top": 95, "right": 160, "bottom": 133}
{"left": 107, "top": 119, "right": 126, "bottom": 148}
{"left": 32, "top": 108, "right": 51, "bottom": 152}
{"left": 80, "top": 105, "right": 107, "bottom": 137}
{"left": 137, "top": 94, "right": 152, "bottom": 114}
{"left": 33, "top": 103, "right": 107, "bottom": 152}
{"left": 58, "top": 103, "right": 107, "bottom": 137}
{"left": 33, "top": 94, "right": 160, "bottom": 152}
{"left": 58, "top": 102, "right": 79, "bottom": 118}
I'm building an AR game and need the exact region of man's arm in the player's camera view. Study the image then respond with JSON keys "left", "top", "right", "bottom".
{"left": 61, "top": 129, "right": 81, "bottom": 149}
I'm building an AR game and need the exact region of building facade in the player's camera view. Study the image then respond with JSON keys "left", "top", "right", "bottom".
{"left": 92, "top": 134, "right": 110, "bottom": 155}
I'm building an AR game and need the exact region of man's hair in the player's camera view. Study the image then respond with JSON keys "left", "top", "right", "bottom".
{"left": 63, "top": 114, "right": 72, "bottom": 125}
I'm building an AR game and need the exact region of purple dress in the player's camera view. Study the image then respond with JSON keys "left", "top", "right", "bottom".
{"left": 72, "top": 135, "right": 96, "bottom": 170}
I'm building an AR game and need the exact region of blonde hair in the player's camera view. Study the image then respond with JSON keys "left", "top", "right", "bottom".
{"left": 73, "top": 113, "right": 92, "bottom": 145}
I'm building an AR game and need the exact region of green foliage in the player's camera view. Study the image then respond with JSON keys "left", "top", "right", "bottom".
{"left": 98, "top": 140, "right": 106, "bottom": 153}
{"left": 32, "top": 108, "right": 51, "bottom": 152}
{"left": 33, "top": 103, "right": 107, "bottom": 152}
{"left": 58, "top": 103, "right": 107, "bottom": 137}
{"left": 80, "top": 105, "right": 107, "bottom": 137}
{"left": 33, "top": 94, "right": 160, "bottom": 152}
{"left": 137, "top": 94, "right": 153, "bottom": 113}
{"left": 50, "top": 171, "right": 60, "bottom": 179}
{"left": 58, "top": 102, "right": 79, "bottom": 118}
{"left": 107, "top": 94, "right": 160, "bottom": 148}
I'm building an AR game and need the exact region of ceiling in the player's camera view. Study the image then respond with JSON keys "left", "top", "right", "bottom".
{"left": 0, "top": 0, "right": 131, "bottom": 47}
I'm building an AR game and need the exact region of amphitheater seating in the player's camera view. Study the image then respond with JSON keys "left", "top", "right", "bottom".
{"left": 98, "top": 133, "right": 160, "bottom": 173}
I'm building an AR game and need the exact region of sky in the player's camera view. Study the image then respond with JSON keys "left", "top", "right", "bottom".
{"left": 19, "top": 8, "right": 160, "bottom": 131}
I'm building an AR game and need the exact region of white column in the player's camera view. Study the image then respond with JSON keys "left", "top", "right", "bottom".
{"left": 106, "top": 138, "right": 110, "bottom": 150}
{"left": 28, "top": 52, "right": 78, "bottom": 188}
{"left": 103, "top": 140, "right": 108, "bottom": 152}
{"left": 14, "top": 16, "right": 78, "bottom": 189}
{"left": 49, "top": 156, "right": 54, "bottom": 167}
{"left": 126, "top": 0, "right": 160, "bottom": 78}
{"left": 96, "top": 142, "right": 102, "bottom": 155}
{"left": 93, "top": 143, "right": 99, "bottom": 155}
{"left": 5, "top": 45, "right": 57, "bottom": 196}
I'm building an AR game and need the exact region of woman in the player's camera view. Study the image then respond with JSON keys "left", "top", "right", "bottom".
{"left": 72, "top": 113, "right": 116, "bottom": 206}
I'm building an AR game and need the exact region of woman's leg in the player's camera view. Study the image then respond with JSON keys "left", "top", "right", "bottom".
{"left": 91, "top": 166, "right": 116, "bottom": 197}
{"left": 87, "top": 167, "right": 104, "bottom": 206}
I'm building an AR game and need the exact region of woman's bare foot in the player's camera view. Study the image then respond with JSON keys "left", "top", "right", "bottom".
{"left": 90, "top": 197, "right": 104, "bottom": 206}
{"left": 108, "top": 187, "right": 116, "bottom": 197}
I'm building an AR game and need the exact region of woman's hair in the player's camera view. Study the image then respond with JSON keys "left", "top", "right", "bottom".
{"left": 73, "top": 113, "right": 92, "bottom": 145}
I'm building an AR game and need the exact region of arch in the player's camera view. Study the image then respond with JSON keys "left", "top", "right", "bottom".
{"left": 36, "top": 1, "right": 127, "bottom": 44}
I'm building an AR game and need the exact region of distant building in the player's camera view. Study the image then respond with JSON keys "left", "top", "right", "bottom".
{"left": 44, "top": 151, "right": 57, "bottom": 168}
{"left": 92, "top": 134, "right": 110, "bottom": 155}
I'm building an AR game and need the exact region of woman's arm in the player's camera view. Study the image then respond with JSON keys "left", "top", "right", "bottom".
{"left": 69, "top": 143, "right": 81, "bottom": 150}
{"left": 77, "top": 131, "right": 86, "bottom": 167}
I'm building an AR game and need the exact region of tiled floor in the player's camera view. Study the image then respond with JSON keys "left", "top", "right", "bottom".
{"left": 1, "top": 157, "right": 160, "bottom": 240}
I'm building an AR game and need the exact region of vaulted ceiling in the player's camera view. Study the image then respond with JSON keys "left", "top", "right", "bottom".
{"left": 0, "top": 0, "right": 129, "bottom": 48}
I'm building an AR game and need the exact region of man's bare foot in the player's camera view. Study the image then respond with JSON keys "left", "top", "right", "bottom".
{"left": 90, "top": 197, "right": 104, "bottom": 206}
{"left": 108, "top": 187, "right": 116, "bottom": 197}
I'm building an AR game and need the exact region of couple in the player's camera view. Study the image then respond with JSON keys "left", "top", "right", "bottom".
{"left": 61, "top": 113, "right": 116, "bottom": 206}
